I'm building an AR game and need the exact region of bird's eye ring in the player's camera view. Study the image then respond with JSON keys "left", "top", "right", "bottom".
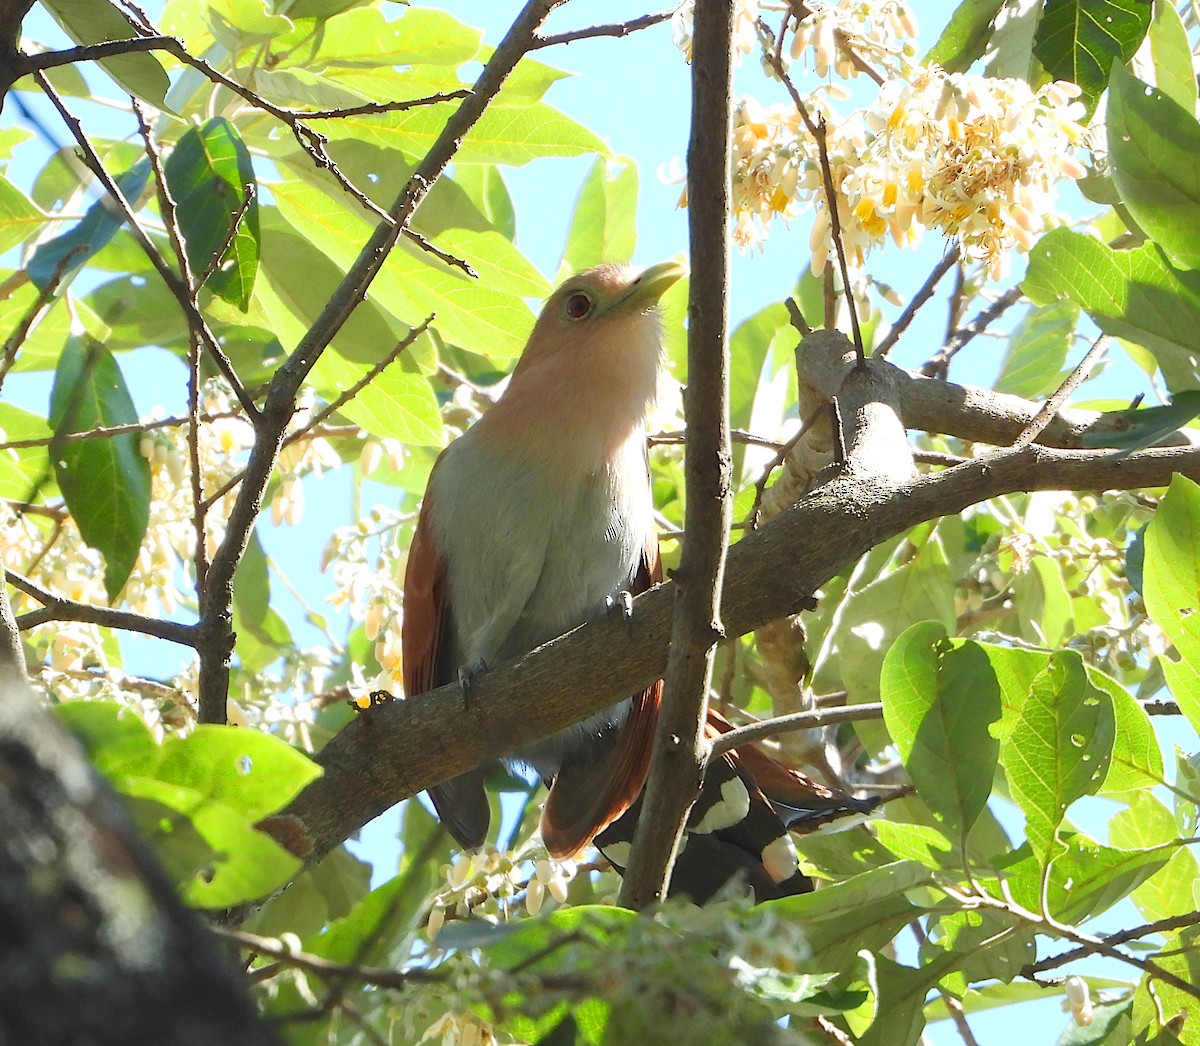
{"left": 563, "top": 291, "right": 593, "bottom": 321}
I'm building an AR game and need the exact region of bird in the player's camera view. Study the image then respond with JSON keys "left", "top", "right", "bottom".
{"left": 402, "top": 260, "right": 871, "bottom": 901}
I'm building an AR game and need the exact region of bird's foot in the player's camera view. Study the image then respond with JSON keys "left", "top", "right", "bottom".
{"left": 605, "top": 590, "right": 635, "bottom": 638}
{"left": 458, "top": 659, "right": 488, "bottom": 708}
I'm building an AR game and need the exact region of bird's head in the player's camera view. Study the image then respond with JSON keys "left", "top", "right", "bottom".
{"left": 513, "top": 260, "right": 686, "bottom": 379}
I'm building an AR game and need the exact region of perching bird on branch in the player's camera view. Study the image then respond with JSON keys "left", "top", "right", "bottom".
{"left": 402, "top": 261, "right": 866, "bottom": 902}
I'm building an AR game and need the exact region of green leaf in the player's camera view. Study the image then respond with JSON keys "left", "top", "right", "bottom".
{"left": 56, "top": 700, "right": 161, "bottom": 778}
{"left": 1142, "top": 474, "right": 1200, "bottom": 733}
{"left": 924, "top": 0, "right": 1007, "bottom": 73}
{"left": 163, "top": 118, "right": 260, "bottom": 310}
{"left": 0, "top": 401, "right": 53, "bottom": 499}
{"left": 291, "top": 6, "right": 481, "bottom": 68}
{"left": 1084, "top": 665, "right": 1164, "bottom": 792}
{"left": 267, "top": 177, "right": 536, "bottom": 358}
{"left": 40, "top": 0, "right": 170, "bottom": 107}
{"left": 1109, "top": 791, "right": 1199, "bottom": 922}
{"left": 28, "top": 160, "right": 151, "bottom": 292}
{"left": 339, "top": 100, "right": 608, "bottom": 167}
{"left": 770, "top": 862, "right": 935, "bottom": 973}
{"left": 827, "top": 538, "right": 957, "bottom": 705}
{"left": 0, "top": 176, "right": 46, "bottom": 254}
{"left": 1131, "top": 927, "right": 1200, "bottom": 1043}
{"left": 882, "top": 625, "right": 1001, "bottom": 848}
{"left": 1147, "top": 0, "right": 1196, "bottom": 112}
{"left": 559, "top": 156, "right": 639, "bottom": 277}
{"left": 1107, "top": 64, "right": 1200, "bottom": 272}
{"left": 1013, "top": 554, "right": 1074, "bottom": 646}
{"left": 856, "top": 950, "right": 956, "bottom": 1046}
{"left": 454, "top": 164, "right": 517, "bottom": 242}
{"left": 204, "top": 0, "right": 292, "bottom": 53}
{"left": 1033, "top": 0, "right": 1152, "bottom": 114}
{"left": 1079, "top": 391, "right": 1200, "bottom": 451}
{"left": 311, "top": 349, "right": 443, "bottom": 446}
{"left": 984, "top": 0, "right": 1044, "bottom": 80}
{"left": 1023, "top": 230, "right": 1200, "bottom": 392}
{"left": 1006, "top": 831, "right": 1169, "bottom": 924}
{"left": 232, "top": 530, "right": 294, "bottom": 674}
{"left": 49, "top": 336, "right": 151, "bottom": 599}
{"left": 995, "top": 301, "right": 1078, "bottom": 398}
{"left": 157, "top": 724, "right": 321, "bottom": 822}
{"left": 1001, "top": 652, "right": 1115, "bottom": 866}
{"left": 920, "top": 908, "right": 1036, "bottom": 994}
{"left": 869, "top": 821, "right": 955, "bottom": 869}
{"left": 978, "top": 642, "right": 1053, "bottom": 741}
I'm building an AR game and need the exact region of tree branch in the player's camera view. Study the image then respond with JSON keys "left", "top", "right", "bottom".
{"left": 530, "top": 11, "right": 673, "bottom": 49}
{"left": 707, "top": 702, "right": 884, "bottom": 760}
{"left": 617, "top": 0, "right": 734, "bottom": 911}
{"left": 9, "top": 571, "right": 198, "bottom": 646}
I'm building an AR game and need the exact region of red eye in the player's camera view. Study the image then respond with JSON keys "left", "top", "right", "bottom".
{"left": 564, "top": 292, "right": 593, "bottom": 320}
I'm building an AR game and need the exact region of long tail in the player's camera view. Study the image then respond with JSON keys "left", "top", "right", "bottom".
{"left": 595, "top": 709, "right": 875, "bottom": 904}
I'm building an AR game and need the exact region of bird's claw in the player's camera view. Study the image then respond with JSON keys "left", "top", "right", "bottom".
{"left": 606, "top": 590, "right": 635, "bottom": 638}
{"left": 458, "top": 659, "right": 487, "bottom": 708}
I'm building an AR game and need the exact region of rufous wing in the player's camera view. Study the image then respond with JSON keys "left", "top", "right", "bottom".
{"left": 402, "top": 469, "right": 491, "bottom": 851}
{"left": 539, "top": 535, "right": 664, "bottom": 859}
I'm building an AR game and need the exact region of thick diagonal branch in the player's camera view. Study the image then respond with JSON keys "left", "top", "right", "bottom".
{"left": 269, "top": 435, "right": 1200, "bottom": 874}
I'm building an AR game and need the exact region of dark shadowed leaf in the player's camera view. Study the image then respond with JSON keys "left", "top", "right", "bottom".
{"left": 163, "top": 118, "right": 260, "bottom": 310}
{"left": 28, "top": 160, "right": 151, "bottom": 292}
{"left": 49, "top": 336, "right": 151, "bottom": 599}
{"left": 1033, "top": 0, "right": 1151, "bottom": 114}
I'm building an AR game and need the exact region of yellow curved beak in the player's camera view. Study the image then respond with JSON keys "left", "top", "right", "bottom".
{"left": 614, "top": 259, "right": 687, "bottom": 313}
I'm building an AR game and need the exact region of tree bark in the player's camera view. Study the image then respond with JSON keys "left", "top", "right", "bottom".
{"left": 0, "top": 669, "right": 279, "bottom": 1045}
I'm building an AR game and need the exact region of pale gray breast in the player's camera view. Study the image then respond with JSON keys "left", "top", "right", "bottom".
{"left": 430, "top": 432, "right": 652, "bottom": 669}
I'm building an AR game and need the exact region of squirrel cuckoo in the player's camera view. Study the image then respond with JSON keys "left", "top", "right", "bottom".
{"left": 402, "top": 261, "right": 868, "bottom": 901}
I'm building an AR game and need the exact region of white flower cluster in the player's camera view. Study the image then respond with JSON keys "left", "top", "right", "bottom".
{"left": 788, "top": 0, "right": 918, "bottom": 79}
{"left": 730, "top": 68, "right": 1086, "bottom": 278}
{"left": 323, "top": 499, "right": 408, "bottom": 694}
{"left": 670, "top": 0, "right": 1088, "bottom": 279}
{"left": 425, "top": 846, "right": 576, "bottom": 935}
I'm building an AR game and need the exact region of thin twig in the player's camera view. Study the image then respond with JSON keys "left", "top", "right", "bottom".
{"left": 948, "top": 887, "right": 1200, "bottom": 1003}
{"left": 921, "top": 285, "right": 1023, "bottom": 378}
{"left": 745, "top": 409, "right": 823, "bottom": 528}
{"left": 650, "top": 428, "right": 784, "bottom": 450}
{"left": 0, "top": 245, "right": 88, "bottom": 394}
{"left": 1010, "top": 334, "right": 1110, "bottom": 449}
{"left": 530, "top": 11, "right": 674, "bottom": 48}
{"left": 874, "top": 244, "right": 960, "bottom": 358}
{"left": 280, "top": 316, "right": 434, "bottom": 451}
{"left": 758, "top": 20, "right": 863, "bottom": 361}
{"left": 1022, "top": 912, "right": 1200, "bottom": 978}
{"left": 401, "top": 227, "right": 477, "bottom": 277}
{"left": 197, "top": 184, "right": 257, "bottom": 287}
{"left": 785, "top": 296, "right": 812, "bottom": 336}
{"left": 217, "top": 929, "right": 440, "bottom": 990}
{"left": 9, "top": 570, "right": 198, "bottom": 646}
{"left": 0, "top": 411, "right": 241, "bottom": 451}
{"left": 34, "top": 72, "right": 259, "bottom": 418}
{"left": 914, "top": 449, "right": 969, "bottom": 467}
{"left": 707, "top": 702, "right": 883, "bottom": 760}
{"left": 133, "top": 100, "right": 211, "bottom": 590}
